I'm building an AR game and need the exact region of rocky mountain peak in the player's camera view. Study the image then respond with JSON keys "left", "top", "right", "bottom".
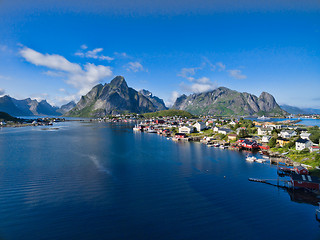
{"left": 109, "top": 76, "right": 128, "bottom": 89}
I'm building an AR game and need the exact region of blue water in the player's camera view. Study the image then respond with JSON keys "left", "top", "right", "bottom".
{"left": 0, "top": 122, "right": 319, "bottom": 240}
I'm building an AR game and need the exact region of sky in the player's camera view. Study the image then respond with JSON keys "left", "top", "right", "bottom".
{"left": 0, "top": 0, "right": 319, "bottom": 108}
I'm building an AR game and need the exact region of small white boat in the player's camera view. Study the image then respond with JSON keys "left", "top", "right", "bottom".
{"left": 262, "top": 155, "right": 269, "bottom": 159}
{"left": 219, "top": 145, "right": 225, "bottom": 149}
{"left": 246, "top": 156, "right": 256, "bottom": 162}
{"left": 255, "top": 158, "right": 266, "bottom": 163}
{"left": 258, "top": 115, "right": 270, "bottom": 120}
{"left": 213, "top": 143, "right": 220, "bottom": 147}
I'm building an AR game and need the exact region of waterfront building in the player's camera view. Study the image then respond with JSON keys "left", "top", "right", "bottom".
{"left": 179, "top": 126, "right": 193, "bottom": 134}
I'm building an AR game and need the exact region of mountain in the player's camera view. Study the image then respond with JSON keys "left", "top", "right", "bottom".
{"left": 172, "top": 87, "right": 286, "bottom": 116}
{"left": 139, "top": 89, "right": 167, "bottom": 111}
{"left": 65, "top": 76, "right": 157, "bottom": 117}
{"left": 0, "top": 111, "right": 21, "bottom": 122}
{"left": 0, "top": 96, "right": 27, "bottom": 116}
{"left": 0, "top": 95, "right": 62, "bottom": 116}
{"left": 56, "top": 101, "right": 76, "bottom": 115}
{"left": 280, "top": 105, "right": 320, "bottom": 115}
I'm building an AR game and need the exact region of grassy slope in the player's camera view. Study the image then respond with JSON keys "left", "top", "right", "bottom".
{"left": 142, "top": 109, "right": 194, "bottom": 118}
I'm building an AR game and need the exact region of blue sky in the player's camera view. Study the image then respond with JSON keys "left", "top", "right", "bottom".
{"left": 0, "top": 0, "right": 319, "bottom": 108}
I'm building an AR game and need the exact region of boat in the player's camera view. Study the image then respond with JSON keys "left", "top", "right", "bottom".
{"left": 257, "top": 115, "right": 270, "bottom": 120}
{"left": 219, "top": 145, "right": 226, "bottom": 149}
{"left": 262, "top": 155, "right": 269, "bottom": 159}
{"left": 213, "top": 143, "right": 220, "bottom": 147}
{"left": 147, "top": 128, "right": 157, "bottom": 133}
{"left": 246, "top": 156, "right": 256, "bottom": 162}
{"left": 133, "top": 125, "right": 140, "bottom": 131}
{"left": 255, "top": 158, "right": 267, "bottom": 163}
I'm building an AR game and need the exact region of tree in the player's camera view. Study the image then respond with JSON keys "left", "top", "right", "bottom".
{"left": 268, "top": 137, "right": 277, "bottom": 148}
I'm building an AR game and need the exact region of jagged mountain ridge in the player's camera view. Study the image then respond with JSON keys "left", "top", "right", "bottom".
{"left": 56, "top": 101, "right": 76, "bottom": 115}
{"left": 139, "top": 89, "right": 167, "bottom": 111}
{"left": 65, "top": 76, "right": 160, "bottom": 117}
{"left": 280, "top": 104, "right": 320, "bottom": 115}
{"left": 172, "top": 87, "right": 286, "bottom": 116}
{"left": 0, "top": 95, "right": 65, "bottom": 116}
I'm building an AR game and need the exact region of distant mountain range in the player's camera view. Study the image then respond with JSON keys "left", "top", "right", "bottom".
{"left": 0, "top": 95, "right": 74, "bottom": 116}
{"left": 280, "top": 104, "right": 320, "bottom": 115}
{"left": 172, "top": 87, "right": 286, "bottom": 116}
{"left": 0, "top": 76, "right": 290, "bottom": 117}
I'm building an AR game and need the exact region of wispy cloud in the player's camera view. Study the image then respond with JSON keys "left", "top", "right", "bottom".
{"left": 114, "top": 52, "right": 129, "bottom": 58}
{"left": 166, "top": 91, "right": 181, "bottom": 107}
{"left": 216, "top": 62, "right": 226, "bottom": 71}
{"left": 180, "top": 81, "right": 217, "bottom": 93}
{"left": 126, "top": 61, "right": 144, "bottom": 72}
{"left": 227, "top": 69, "right": 247, "bottom": 79}
{"left": 75, "top": 46, "right": 114, "bottom": 61}
{"left": 20, "top": 46, "right": 113, "bottom": 99}
{"left": 178, "top": 67, "right": 200, "bottom": 81}
{"left": 178, "top": 65, "right": 217, "bottom": 94}
{"left": 0, "top": 88, "right": 5, "bottom": 96}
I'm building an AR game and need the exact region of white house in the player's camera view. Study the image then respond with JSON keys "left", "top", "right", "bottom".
{"left": 179, "top": 126, "right": 193, "bottom": 134}
{"left": 213, "top": 126, "right": 219, "bottom": 132}
{"left": 218, "top": 128, "right": 232, "bottom": 135}
{"left": 279, "top": 130, "right": 297, "bottom": 139}
{"left": 193, "top": 122, "right": 206, "bottom": 132}
{"left": 300, "top": 131, "right": 311, "bottom": 140}
{"left": 295, "top": 138, "right": 313, "bottom": 151}
{"left": 257, "top": 126, "right": 273, "bottom": 136}
{"left": 261, "top": 135, "right": 272, "bottom": 143}
{"left": 269, "top": 124, "right": 283, "bottom": 130}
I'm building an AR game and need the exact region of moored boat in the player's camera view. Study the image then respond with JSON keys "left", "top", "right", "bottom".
{"left": 246, "top": 156, "right": 256, "bottom": 162}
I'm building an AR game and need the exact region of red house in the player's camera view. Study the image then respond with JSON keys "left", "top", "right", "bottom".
{"left": 294, "top": 166, "right": 309, "bottom": 175}
{"left": 155, "top": 119, "right": 165, "bottom": 124}
{"left": 175, "top": 133, "right": 186, "bottom": 139}
{"left": 241, "top": 139, "right": 259, "bottom": 149}
{"left": 290, "top": 174, "right": 320, "bottom": 190}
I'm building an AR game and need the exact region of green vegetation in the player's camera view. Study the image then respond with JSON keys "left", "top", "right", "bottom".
{"left": 287, "top": 151, "right": 320, "bottom": 168}
{"left": 142, "top": 109, "right": 194, "bottom": 118}
{"left": 309, "top": 126, "right": 320, "bottom": 144}
{"left": 0, "top": 111, "right": 21, "bottom": 122}
{"left": 268, "top": 137, "right": 277, "bottom": 148}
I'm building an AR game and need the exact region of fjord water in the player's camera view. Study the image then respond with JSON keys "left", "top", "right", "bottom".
{"left": 0, "top": 122, "right": 319, "bottom": 240}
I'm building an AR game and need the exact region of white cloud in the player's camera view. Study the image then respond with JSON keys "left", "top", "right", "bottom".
{"left": 227, "top": 69, "right": 247, "bottom": 79}
{"left": 216, "top": 62, "right": 226, "bottom": 71}
{"left": 166, "top": 91, "right": 181, "bottom": 107}
{"left": 180, "top": 81, "right": 217, "bottom": 93}
{"left": 114, "top": 52, "right": 129, "bottom": 58}
{"left": 0, "top": 88, "right": 5, "bottom": 96}
{"left": 20, "top": 47, "right": 113, "bottom": 101}
{"left": 178, "top": 67, "right": 199, "bottom": 81}
{"left": 81, "top": 44, "right": 88, "bottom": 50}
{"left": 75, "top": 47, "right": 114, "bottom": 61}
{"left": 126, "top": 61, "right": 144, "bottom": 72}
{"left": 21, "top": 47, "right": 82, "bottom": 73}
{"left": 196, "top": 77, "right": 210, "bottom": 84}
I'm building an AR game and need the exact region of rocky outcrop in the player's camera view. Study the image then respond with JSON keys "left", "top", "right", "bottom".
{"left": 139, "top": 89, "right": 167, "bottom": 111}
{"left": 65, "top": 76, "right": 157, "bottom": 117}
{"left": 172, "top": 87, "right": 286, "bottom": 116}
